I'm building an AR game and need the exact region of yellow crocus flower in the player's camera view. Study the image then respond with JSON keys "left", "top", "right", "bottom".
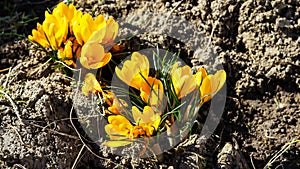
{"left": 200, "top": 69, "right": 226, "bottom": 103}
{"left": 104, "top": 106, "right": 161, "bottom": 147}
{"left": 104, "top": 92, "right": 128, "bottom": 115}
{"left": 81, "top": 73, "right": 103, "bottom": 96}
{"left": 171, "top": 62, "right": 197, "bottom": 98}
{"left": 28, "top": 2, "right": 74, "bottom": 50}
{"left": 115, "top": 52, "right": 149, "bottom": 90}
{"left": 79, "top": 17, "right": 118, "bottom": 69}
{"left": 73, "top": 14, "right": 106, "bottom": 45}
{"left": 105, "top": 115, "right": 134, "bottom": 139}
{"left": 80, "top": 42, "right": 112, "bottom": 69}
{"left": 132, "top": 106, "right": 161, "bottom": 136}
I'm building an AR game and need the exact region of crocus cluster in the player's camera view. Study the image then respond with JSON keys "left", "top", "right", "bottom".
{"left": 82, "top": 51, "right": 226, "bottom": 147}
{"left": 28, "top": 2, "right": 118, "bottom": 68}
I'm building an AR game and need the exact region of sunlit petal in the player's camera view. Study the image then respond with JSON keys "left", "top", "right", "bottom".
{"left": 102, "top": 17, "right": 118, "bottom": 46}
{"left": 195, "top": 67, "right": 208, "bottom": 86}
{"left": 103, "top": 140, "right": 132, "bottom": 147}
{"left": 115, "top": 52, "right": 149, "bottom": 89}
{"left": 81, "top": 73, "right": 102, "bottom": 96}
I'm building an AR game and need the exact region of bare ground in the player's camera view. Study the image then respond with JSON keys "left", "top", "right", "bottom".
{"left": 0, "top": 0, "right": 299, "bottom": 168}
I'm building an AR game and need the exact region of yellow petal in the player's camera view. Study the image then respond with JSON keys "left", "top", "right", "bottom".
{"left": 105, "top": 124, "right": 126, "bottom": 140}
{"left": 64, "top": 40, "right": 73, "bottom": 59}
{"left": 57, "top": 40, "right": 73, "bottom": 63}
{"left": 94, "top": 14, "right": 106, "bottom": 31}
{"left": 132, "top": 106, "right": 156, "bottom": 125}
{"left": 42, "top": 21, "right": 56, "bottom": 49}
{"left": 69, "top": 9, "right": 82, "bottom": 34}
{"left": 151, "top": 114, "right": 161, "bottom": 130}
{"left": 64, "top": 60, "right": 75, "bottom": 66}
{"left": 29, "top": 30, "right": 49, "bottom": 48}
{"left": 108, "top": 115, "right": 132, "bottom": 126}
{"left": 103, "top": 140, "right": 132, "bottom": 147}
{"left": 132, "top": 106, "right": 143, "bottom": 125}
{"left": 87, "top": 26, "right": 106, "bottom": 44}
{"left": 80, "top": 14, "right": 94, "bottom": 43}
{"left": 102, "top": 17, "right": 118, "bottom": 45}
{"left": 213, "top": 70, "right": 226, "bottom": 92}
{"left": 142, "top": 106, "right": 155, "bottom": 123}
{"left": 73, "top": 21, "right": 83, "bottom": 45}
{"left": 81, "top": 73, "right": 102, "bottom": 96}
{"left": 99, "top": 52, "right": 112, "bottom": 67}
{"left": 195, "top": 67, "right": 208, "bottom": 86}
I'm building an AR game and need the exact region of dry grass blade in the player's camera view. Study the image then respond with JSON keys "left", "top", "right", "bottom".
{"left": 263, "top": 139, "right": 300, "bottom": 169}
{"left": 0, "top": 67, "right": 10, "bottom": 73}
{"left": 71, "top": 145, "right": 86, "bottom": 169}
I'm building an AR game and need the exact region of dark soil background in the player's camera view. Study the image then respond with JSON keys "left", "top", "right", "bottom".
{"left": 0, "top": 0, "right": 299, "bottom": 168}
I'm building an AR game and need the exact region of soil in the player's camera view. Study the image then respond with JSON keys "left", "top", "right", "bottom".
{"left": 0, "top": 0, "right": 299, "bottom": 169}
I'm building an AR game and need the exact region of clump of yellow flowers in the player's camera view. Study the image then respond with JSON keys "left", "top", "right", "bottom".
{"left": 82, "top": 51, "right": 226, "bottom": 148}
{"left": 28, "top": 2, "right": 226, "bottom": 151}
{"left": 28, "top": 2, "right": 118, "bottom": 68}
